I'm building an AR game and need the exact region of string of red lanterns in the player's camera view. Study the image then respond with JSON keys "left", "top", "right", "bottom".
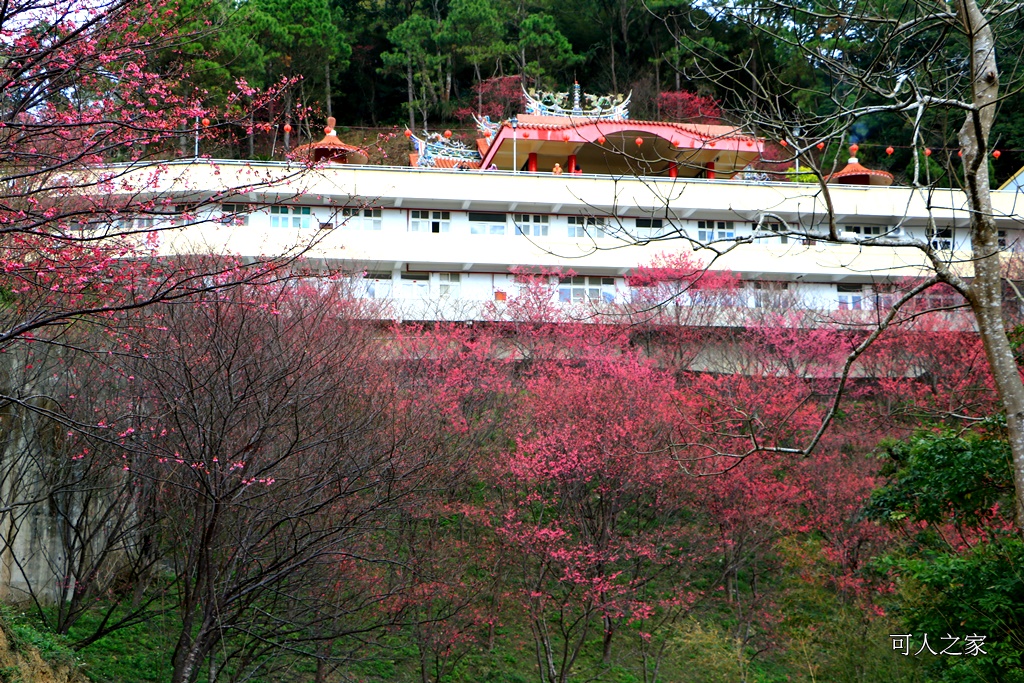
{"left": 785, "top": 139, "right": 1005, "bottom": 159}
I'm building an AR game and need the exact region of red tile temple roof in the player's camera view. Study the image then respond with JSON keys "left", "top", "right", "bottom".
{"left": 825, "top": 146, "right": 894, "bottom": 186}
{"left": 291, "top": 117, "right": 369, "bottom": 164}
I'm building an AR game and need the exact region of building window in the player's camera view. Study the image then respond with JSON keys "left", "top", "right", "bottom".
{"left": 216, "top": 204, "right": 250, "bottom": 226}
{"left": 697, "top": 220, "right": 734, "bottom": 241}
{"left": 558, "top": 276, "right": 616, "bottom": 304}
{"left": 341, "top": 207, "right": 382, "bottom": 231}
{"left": 763, "top": 221, "right": 787, "bottom": 244}
{"left": 268, "top": 206, "right": 285, "bottom": 228}
{"left": 635, "top": 217, "right": 664, "bottom": 239}
{"left": 929, "top": 227, "right": 953, "bottom": 250}
{"left": 363, "top": 271, "right": 392, "bottom": 299}
{"left": 410, "top": 210, "right": 450, "bottom": 233}
{"left": 999, "top": 230, "right": 1008, "bottom": 250}
{"left": 568, "top": 216, "right": 608, "bottom": 239}
{"left": 844, "top": 225, "right": 888, "bottom": 240}
{"left": 271, "top": 205, "right": 311, "bottom": 229}
{"left": 119, "top": 216, "right": 155, "bottom": 230}
{"left": 750, "top": 280, "right": 790, "bottom": 307}
{"left": 515, "top": 214, "right": 549, "bottom": 237}
{"left": 837, "top": 283, "right": 864, "bottom": 310}
{"left": 400, "top": 272, "right": 429, "bottom": 298}
{"left": 753, "top": 281, "right": 789, "bottom": 290}
{"left": 167, "top": 203, "right": 198, "bottom": 226}
{"left": 469, "top": 212, "right": 506, "bottom": 235}
{"left": 912, "top": 284, "right": 964, "bottom": 311}
{"left": 439, "top": 273, "right": 461, "bottom": 297}
{"left": 568, "top": 217, "right": 587, "bottom": 238}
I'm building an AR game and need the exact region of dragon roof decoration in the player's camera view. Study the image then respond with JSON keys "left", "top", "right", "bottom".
{"left": 409, "top": 131, "right": 483, "bottom": 169}
{"left": 523, "top": 83, "right": 629, "bottom": 120}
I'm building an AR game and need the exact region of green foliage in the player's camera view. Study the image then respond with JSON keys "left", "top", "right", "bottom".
{"left": 867, "top": 426, "right": 1013, "bottom": 528}
{"left": 441, "top": 0, "right": 507, "bottom": 78}
{"left": 73, "top": 618, "right": 176, "bottom": 683}
{"left": 251, "top": 0, "right": 351, "bottom": 80}
{"left": 516, "top": 13, "right": 581, "bottom": 86}
{"left": 381, "top": 12, "right": 446, "bottom": 125}
{"left": 903, "top": 149, "right": 954, "bottom": 188}
{"left": 868, "top": 426, "right": 1024, "bottom": 683}
{"left": 61, "top": 604, "right": 177, "bottom": 682}
{"left": 781, "top": 167, "right": 820, "bottom": 184}
{"left": 0, "top": 606, "right": 78, "bottom": 671}
{"left": 664, "top": 619, "right": 748, "bottom": 683}
{"left": 879, "top": 540, "right": 1024, "bottom": 682}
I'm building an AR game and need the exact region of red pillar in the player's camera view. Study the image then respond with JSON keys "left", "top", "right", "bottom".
{"left": 706, "top": 162, "right": 715, "bottom": 180}
{"left": 528, "top": 152, "right": 538, "bottom": 173}
{"left": 668, "top": 161, "right": 678, "bottom": 178}
{"left": 567, "top": 154, "right": 577, "bottom": 173}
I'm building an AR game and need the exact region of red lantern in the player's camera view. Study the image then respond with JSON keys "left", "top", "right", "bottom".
{"left": 994, "top": 149, "right": 1002, "bottom": 159}
{"left": 816, "top": 142, "right": 825, "bottom": 150}
{"left": 404, "top": 129, "right": 412, "bottom": 138}
{"left": 849, "top": 144, "right": 859, "bottom": 155}
{"left": 597, "top": 136, "right": 606, "bottom": 144}
{"left": 672, "top": 138, "right": 680, "bottom": 146}
{"left": 523, "top": 132, "right": 530, "bottom": 138}
{"left": 443, "top": 129, "right": 452, "bottom": 138}
{"left": 746, "top": 140, "right": 753, "bottom": 147}
{"left": 924, "top": 148, "right": 932, "bottom": 157}
{"left": 779, "top": 139, "right": 787, "bottom": 147}
{"left": 325, "top": 126, "right": 332, "bottom": 134}
{"left": 283, "top": 123, "right": 292, "bottom": 134}
{"left": 886, "top": 146, "right": 894, "bottom": 155}
{"left": 635, "top": 137, "right": 643, "bottom": 146}
{"left": 958, "top": 149, "right": 963, "bottom": 157}
{"left": 709, "top": 140, "right": 716, "bottom": 147}
{"left": 201, "top": 118, "right": 210, "bottom": 127}
{"left": 562, "top": 132, "right": 570, "bottom": 142}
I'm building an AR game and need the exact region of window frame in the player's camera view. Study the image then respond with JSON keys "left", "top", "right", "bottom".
{"left": 515, "top": 214, "right": 549, "bottom": 237}
{"left": 468, "top": 212, "right": 507, "bottom": 236}
{"left": 697, "top": 220, "right": 735, "bottom": 242}
{"left": 410, "top": 210, "right": 450, "bottom": 233}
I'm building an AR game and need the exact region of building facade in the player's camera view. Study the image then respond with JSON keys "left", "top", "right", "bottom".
{"left": 129, "top": 156, "right": 1020, "bottom": 322}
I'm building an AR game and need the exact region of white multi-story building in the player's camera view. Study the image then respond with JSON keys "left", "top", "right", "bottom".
{"left": 115, "top": 90, "right": 1024, "bottom": 322}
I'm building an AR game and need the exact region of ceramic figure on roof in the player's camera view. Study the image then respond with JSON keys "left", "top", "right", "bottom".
{"left": 524, "top": 83, "right": 629, "bottom": 120}
{"left": 473, "top": 114, "right": 501, "bottom": 140}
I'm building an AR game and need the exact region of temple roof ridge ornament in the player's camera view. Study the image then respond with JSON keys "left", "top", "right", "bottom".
{"left": 409, "top": 129, "right": 483, "bottom": 169}
{"left": 523, "top": 82, "right": 630, "bottom": 120}
{"left": 472, "top": 114, "right": 501, "bottom": 140}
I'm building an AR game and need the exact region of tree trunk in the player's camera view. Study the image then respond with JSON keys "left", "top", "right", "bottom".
{"left": 602, "top": 614, "right": 614, "bottom": 664}
{"left": 955, "top": 0, "right": 1024, "bottom": 530}
{"left": 475, "top": 63, "right": 483, "bottom": 114}
{"left": 444, "top": 54, "right": 452, "bottom": 103}
{"left": 325, "top": 60, "right": 332, "bottom": 119}
{"left": 283, "top": 88, "right": 292, "bottom": 152}
{"left": 674, "top": 47, "right": 681, "bottom": 91}
{"left": 406, "top": 59, "right": 416, "bottom": 131}
{"left": 300, "top": 79, "right": 311, "bottom": 140}
{"left": 609, "top": 26, "right": 617, "bottom": 95}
